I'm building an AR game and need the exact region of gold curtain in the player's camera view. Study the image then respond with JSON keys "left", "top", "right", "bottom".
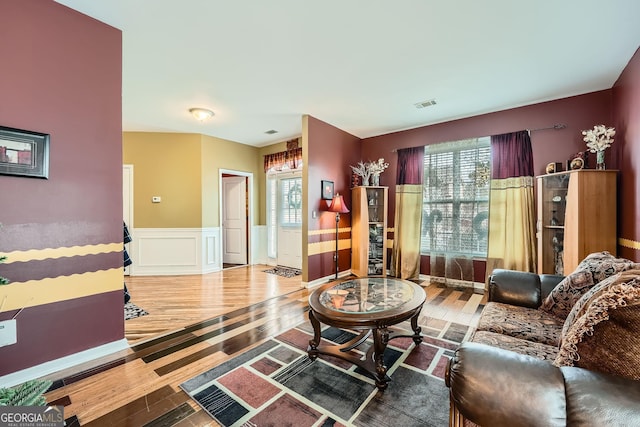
{"left": 390, "top": 184, "right": 423, "bottom": 279}
{"left": 486, "top": 176, "right": 537, "bottom": 277}
{"left": 390, "top": 146, "right": 424, "bottom": 280}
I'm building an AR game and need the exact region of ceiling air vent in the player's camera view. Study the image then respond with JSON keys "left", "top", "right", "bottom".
{"left": 265, "top": 129, "right": 278, "bottom": 134}
{"left": 414, "top": 99, "right": 437, "bottom": 109}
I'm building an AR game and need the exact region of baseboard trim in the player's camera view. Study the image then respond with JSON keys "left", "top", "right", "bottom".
{"left": 303, "top": 270, "right": 352, "bottom": 288}
{"left": 0, "top": 338, "right": 129, "bottom": 388}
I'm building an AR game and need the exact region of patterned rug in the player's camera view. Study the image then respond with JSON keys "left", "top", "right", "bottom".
{"left": 181, "top": 318, "right": 472, "bottom": 426}
{"left": 124, "top": 302, "right": 149, "bottom": 320}
{"left": 262, "top": 266, "right": 302, "bottom": 278}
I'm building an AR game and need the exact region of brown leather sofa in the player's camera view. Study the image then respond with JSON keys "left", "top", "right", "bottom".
{"left": 445, "top": 265, "right": 640, "bottom": 427}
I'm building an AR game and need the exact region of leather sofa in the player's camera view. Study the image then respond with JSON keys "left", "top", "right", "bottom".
{"left": 445, "top": 257, "right": 640, "bottom": 427}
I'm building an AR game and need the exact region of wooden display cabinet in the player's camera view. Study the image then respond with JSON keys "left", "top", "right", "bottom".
{"left": 536, "top": 170, "right": 617, "bottom": 275}
{"left": 351, "top": 186, "right": 388, "bottom": 277}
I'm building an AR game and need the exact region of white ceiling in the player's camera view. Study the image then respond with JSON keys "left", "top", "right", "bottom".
{"left": 54, "top": 0, "right": 640, "bottom": 147}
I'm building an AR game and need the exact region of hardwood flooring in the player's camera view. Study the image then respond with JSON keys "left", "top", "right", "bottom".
{"left": 42, "top": 266, "right": 486, "bottom": 426}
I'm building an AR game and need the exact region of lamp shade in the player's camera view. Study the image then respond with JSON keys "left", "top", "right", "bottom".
{"left": 328, "top": 194, "right": 349, "bottom": 213}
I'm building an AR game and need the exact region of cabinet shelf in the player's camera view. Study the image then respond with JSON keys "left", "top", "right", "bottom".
{"left": 352, "top": 186, "right": 388, "bottom": 277}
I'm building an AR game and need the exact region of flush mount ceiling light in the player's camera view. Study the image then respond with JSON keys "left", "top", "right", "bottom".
{"left": 189, "top": 107, "right": 214, "bottom": 121}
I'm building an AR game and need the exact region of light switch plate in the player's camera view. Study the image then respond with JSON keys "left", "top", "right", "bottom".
{"left": 152, "top": 196, "right": 161, "bottom": 203}
{"left": 0, "top": 319, "right": 17, "bottom": 347}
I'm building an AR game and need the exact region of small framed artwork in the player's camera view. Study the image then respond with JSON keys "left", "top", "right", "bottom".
{"left": 545, "top": 162, "right": 563, "bottom": 174}
{"left": 321, "top": 180, "right": 334, "bottom": 200}
{"left": 0, "top": 126, "right": 50, "bottom": 179}
{"left": 569, "top": 157, "right": 584, "bottom": 170}
{"left": 566, "top": 151, "right": 588, "bottom": 171}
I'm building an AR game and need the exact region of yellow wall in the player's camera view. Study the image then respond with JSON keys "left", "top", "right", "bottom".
{"left": 124, "top": 132, "right": 270, "bottom": 228}
{"left": 200, "top": 134, "right": 262, "bottom": 227}
{"left": 123, "top": 132, "right": 203, "bottom": 227}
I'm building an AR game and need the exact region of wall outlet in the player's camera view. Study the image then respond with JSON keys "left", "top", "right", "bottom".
{"left": 0, "top": 319, "right": 17, "bottom": 347}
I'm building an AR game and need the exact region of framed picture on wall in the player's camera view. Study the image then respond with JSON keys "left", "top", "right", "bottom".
{"left": 321, "top": 180, "right": 334, "bottom": 200}
{"left": 0, "top": 126, "right": 50, "bottom": 179}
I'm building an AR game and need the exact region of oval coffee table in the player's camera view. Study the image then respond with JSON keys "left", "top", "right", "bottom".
{"left": 307, "top": 277, "right": 426, "bottom": 390}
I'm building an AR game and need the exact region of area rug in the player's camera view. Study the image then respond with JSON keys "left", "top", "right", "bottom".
{"left": 124, "top": 302, "right": 149, "bottom": 320}
{"left": 181, "top": 318, "right": 471, "bottom": 426}
{"left": 262, "top": 266, "right": 302, "bottom": 278}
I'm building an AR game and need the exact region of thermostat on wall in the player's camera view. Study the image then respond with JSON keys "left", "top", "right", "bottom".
{"left": 152, "top": 196, "right": 161, "bottom": 203}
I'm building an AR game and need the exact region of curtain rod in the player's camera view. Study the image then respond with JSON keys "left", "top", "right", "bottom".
{"left": 528, "top": 123, "right": 567, "bottom": 132}
{"left": 390, "top": 123, "right": 568, "bottom": 152}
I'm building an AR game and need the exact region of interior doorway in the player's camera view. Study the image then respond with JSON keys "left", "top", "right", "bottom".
{"left": 220, "top": 170, "right": 253, "bottom": 269}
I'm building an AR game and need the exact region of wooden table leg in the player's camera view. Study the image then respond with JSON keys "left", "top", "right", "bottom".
{"left": 372, "top": 327, "right": 390, "bottom": 390}
{"left": 410, "top": 310, "right": 423, "bottom": 345}
{"left": 307, "top": 309, "right": 321, "bottom": 360}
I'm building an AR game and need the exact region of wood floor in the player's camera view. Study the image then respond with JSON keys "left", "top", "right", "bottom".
{"left": 43, "top": 266, "right": 486, "bottom": 426}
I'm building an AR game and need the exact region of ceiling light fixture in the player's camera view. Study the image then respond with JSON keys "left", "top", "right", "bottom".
{"left": 414, "top": 99, "right": 437, "bottom": 109}
{"left": 189, "top": 107, "right": 214, "bottom": 121}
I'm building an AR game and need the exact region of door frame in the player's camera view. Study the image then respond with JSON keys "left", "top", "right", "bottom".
{"left": 123, "top": 164, "right": 134, "bottom": 275}
{"left": 219, "top": 169, "right": 254, "bottom": 266}
{"left": 275, "top": 171, "right": 302, "bottom": 269}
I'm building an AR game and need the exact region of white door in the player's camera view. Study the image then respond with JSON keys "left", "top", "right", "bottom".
{"left": 123, "top": 165, "right": 133, "bottom": 275}
{"left": 277, "top": 176, "right": 302, "bottom": 269}
{"left": 222, "top": 176, "right": 248, "bottom": 265}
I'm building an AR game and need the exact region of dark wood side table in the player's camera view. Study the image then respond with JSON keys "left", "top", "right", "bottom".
{"left": 307, "top": 277, "right": 426, "bottom": 390}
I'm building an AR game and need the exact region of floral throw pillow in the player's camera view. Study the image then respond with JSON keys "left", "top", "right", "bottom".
{"left": 540, "top": 270, "right": 594, "bottom": 319}
{"left": 540, "top": 252, "right": 639, "bottom": 320}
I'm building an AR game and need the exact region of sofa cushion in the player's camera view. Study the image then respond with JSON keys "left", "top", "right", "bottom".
{"left": 471, "top": 330, "right": 559, "bottom": 361}
{"left": 554, "top": 271, "right": 640, "bottom": 380}
{"left": 476, "top": 302, "right": 563, "bottom": 346}
{"left": 540, "top": 251, "right": 639, "bottom": 319}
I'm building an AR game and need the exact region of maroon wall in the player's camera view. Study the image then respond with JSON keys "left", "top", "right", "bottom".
{"left": 0, "top": 1, "right": 123, "bottom": 375}
{"left": 306, "top": 116, "right": 361, "bottom": 282}
{"left": 361, "top": 90, "right": 615, "bottom": 278}
{"left": 612, "top": 47, "right": 640, "bottom": 262}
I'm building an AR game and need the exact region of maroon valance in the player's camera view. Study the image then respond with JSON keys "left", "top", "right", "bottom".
{"left": 264, "top": 139, "right": 302, "bottom": 172}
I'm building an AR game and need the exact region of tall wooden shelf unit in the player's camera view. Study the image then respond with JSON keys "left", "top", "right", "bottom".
{"left": 536, "top": 169, "right": 617, "bottom": 275}
{"left": 351, "top": 186, "right": 388, "bottom": 277}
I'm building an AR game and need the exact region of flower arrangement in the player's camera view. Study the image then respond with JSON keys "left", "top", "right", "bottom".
{"left": 581, "top": 124, "right": 615, "bottom": 169}
{"left": 350, "top": 158, "right": 389, "bottom": 186}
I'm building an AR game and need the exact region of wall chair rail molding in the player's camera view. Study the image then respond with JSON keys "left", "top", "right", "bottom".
{"left": 619, "top": 238, "right": 640, "bottom": 251}
{"left": 0, "top": 126, "right": 50, "bottom": 179}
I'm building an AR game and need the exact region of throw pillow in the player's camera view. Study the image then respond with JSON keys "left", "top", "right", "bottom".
{"left": 561, "top": 270, "right": 639, "bottom": 338}
{"left": 540, "top": 251, "right": 639, "bottom": 319}
{"left": 554, "top": 271, "right": 640, "bottom": 380}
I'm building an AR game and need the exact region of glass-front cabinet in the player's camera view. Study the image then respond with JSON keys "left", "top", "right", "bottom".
{"left": 537, "top": 170, "right": 617, "bottom": 276}
{"left": 351, "top": 186, "right": 388, "bottom": 277}
{"left": 536, "top": 171, "right": 570, "bottom": 275}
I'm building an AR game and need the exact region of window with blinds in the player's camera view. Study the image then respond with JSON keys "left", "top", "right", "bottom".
{"left": 421, "top": 137, "right": 491, "bottom": 257}
{"left": 280, "top": 177, "right": 302, "bottom": 226}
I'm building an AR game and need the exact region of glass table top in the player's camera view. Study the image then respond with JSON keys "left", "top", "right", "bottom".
{"left": 319, "top": 277, "right": 415, "bottom": 314}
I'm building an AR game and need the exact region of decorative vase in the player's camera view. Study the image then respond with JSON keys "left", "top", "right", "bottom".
{"left": 362, "top": 176, "right": 370, "bottom": 186}
{"left": 596, "top": 150, "right": 606, "bottom": 170}
{"left": 371, "top": 174, "right": 380, "bottom": 186}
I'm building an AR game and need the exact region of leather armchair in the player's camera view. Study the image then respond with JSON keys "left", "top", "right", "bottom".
{"left": 446, "top": 342, "right": 640, "bottom": 427}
